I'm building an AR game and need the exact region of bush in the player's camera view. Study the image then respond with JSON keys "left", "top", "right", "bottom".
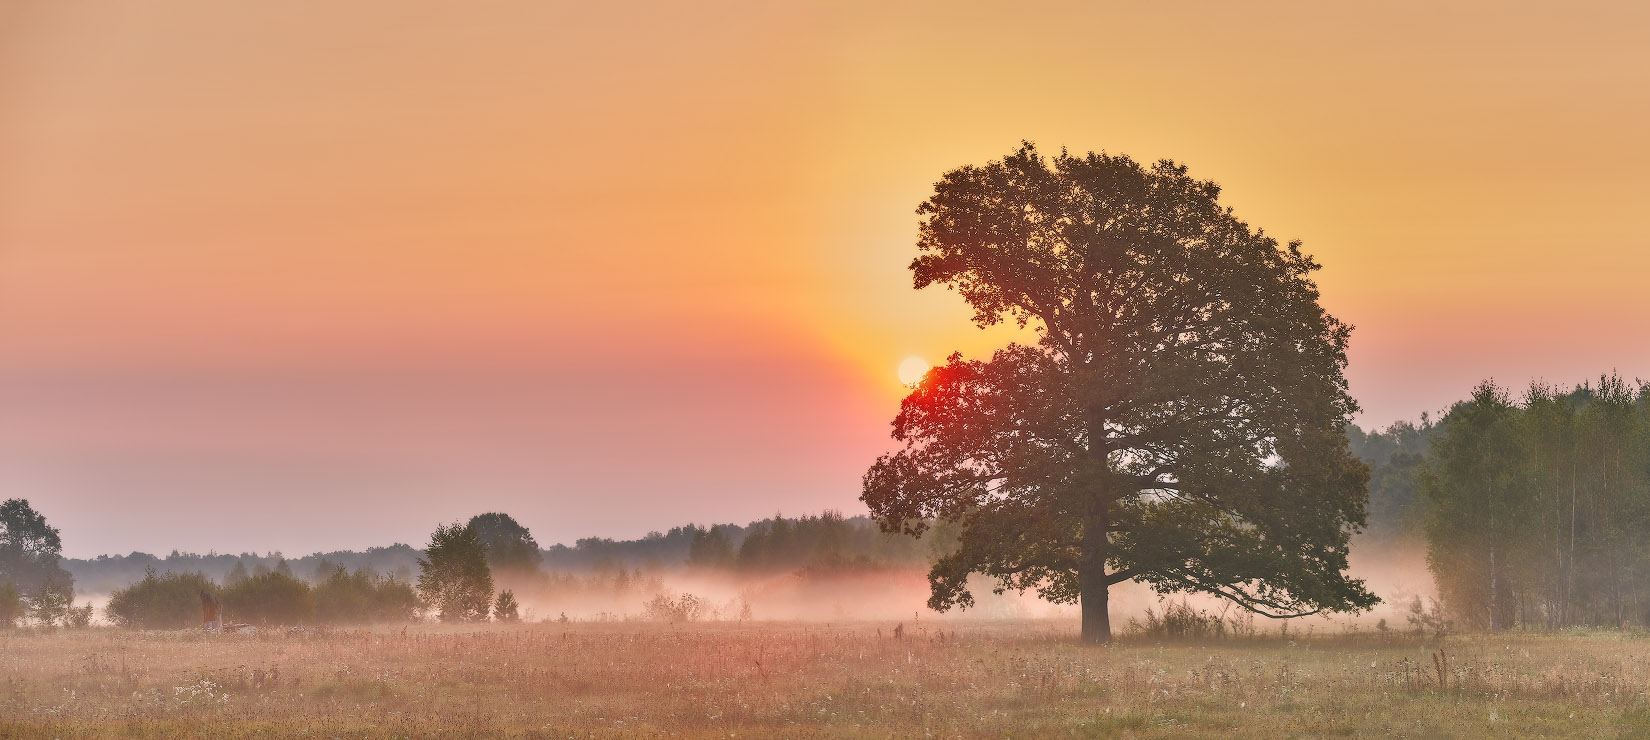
{"left": 106, "top": 569, "right": 216, "bottom": 629}
{"left": 371, "top": 577, "right": 420, "bottom": 623}
{"left": 221, "top": 571, "right": 315, "bottom": 626}
{"left": 314, "top": 566, "right": 419, "bottom": 624}
{"left": 314, "top": 567, "right": 372, "bottom": 623}
{"left": 643, "top": 592, "right": 706, "bottom": 623}
{"left": 64, "top": 602, "right": 94, "bottom": 628}
{"left": 1127, "top": 599, "right": 1251, "bottom": 640}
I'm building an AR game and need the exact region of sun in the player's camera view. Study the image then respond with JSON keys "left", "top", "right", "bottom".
{"left": 897, "top": 356, "right": 931, "bottom": 385}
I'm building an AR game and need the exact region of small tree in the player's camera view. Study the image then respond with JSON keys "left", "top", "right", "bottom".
{"left": 418, "top": 522, "right": 494, "bottom": 622}
{"left": 493, "top": 589, "right": 520, "bottom": 622}
{"left": 29, "top": 573, "right": 74, "bottom": 626}
{"left": 64, "top": 602, "right": 94, "bottom": 628}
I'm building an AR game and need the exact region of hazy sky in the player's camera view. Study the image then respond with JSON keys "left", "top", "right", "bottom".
{"left": 3, "top": 1, "right": 1648, "bottom": 557}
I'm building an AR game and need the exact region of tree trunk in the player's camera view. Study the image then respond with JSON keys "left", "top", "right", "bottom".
{"left": 1488, "top": 540, "right": 1498, "bottom": 631}
{"left": 1488, "top": 483, "right": 1498, "bottom": 631}
{"left": 1080, "top": 509, "right": 1111, "bottom": 643}
{"left": 1081, "top": 406, "right": 1112, "bottom": 644}
{"left": 1568, "top": 463, "right": 1577, "bottom": 626}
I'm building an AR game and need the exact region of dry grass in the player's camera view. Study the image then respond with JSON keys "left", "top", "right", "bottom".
{"left": 4, "top": 620, "right": 1650, "bottom": 738}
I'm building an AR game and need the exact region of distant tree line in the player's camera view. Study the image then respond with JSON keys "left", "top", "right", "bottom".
{"left": 64, "top": 544, "right": 423, "bottom": 597}
{"left": 539, "top": 513, "right": 935, "bottom": 572}
{"left": 39, "top": 509, "right": 954, "bottom": 630}
{"left": 64, "top": 512, "right": 936, "bottom": 594}
{"left": 103, "top": 516, "right": 518, "bottom": 629}
{"left": 104, "top": 564, "right": 423, "bottom": 629}
{"left": 1346, "top": 417, "right": 1440, "bottom": 542}
{"left": 687, "top": 511, "right": 946, "bottom": 572}
{"left": 1355, "top": 374, "right": 1650, "bottom": 630}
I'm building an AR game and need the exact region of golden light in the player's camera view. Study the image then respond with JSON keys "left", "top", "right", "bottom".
{"left": 897, "top": 356, "right": 930, "bottom": 385}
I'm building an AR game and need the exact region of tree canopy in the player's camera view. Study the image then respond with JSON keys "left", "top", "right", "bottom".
{"left": 468, "top": 512, "right": 541, "bottom": 572}
{"left": 0, "top": 499, "right": 69, "bottom": 593}
{"left": 862, "top": 143, "right": 1376, "bottom": 642}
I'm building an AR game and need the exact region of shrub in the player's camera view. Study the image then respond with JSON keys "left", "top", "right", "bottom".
{"left": 643, "top": 592, "right": 706, "bottom": 623}
{"left": 314, "top": 566, "right": 419, "bottom": 624}
{"left": 314, "top": 567, "right": 373, "bottom": 623}
{"left": 64, "top": 602, "right": 94, "bottom": 628}
{"left": 105, "top": 569, "right": 216, "bottom": 629}
{"left": 371, "top": 576, "right": 420, "bottom": 622}
{"left": 221, "top": 571, "right": 315, "bottom": 626}
{"left": 1127, "top": 599, "right": 1246, "bottom": 640}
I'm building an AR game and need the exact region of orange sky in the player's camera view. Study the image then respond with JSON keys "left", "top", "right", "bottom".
{"left": 3, "top": 1, "right": 1648, "bottom": 556}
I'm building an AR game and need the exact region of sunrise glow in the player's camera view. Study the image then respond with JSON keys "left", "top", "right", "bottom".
{"left": 897, "top": 357, "right": 930, "bottom": 385}
{"left": 2, "top": 1, "right": 1647, "bottom": 558}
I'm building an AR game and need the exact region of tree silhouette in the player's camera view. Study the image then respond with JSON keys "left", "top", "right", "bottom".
{"left": 862, "top": 143, "right": 1377, "bottom": 642}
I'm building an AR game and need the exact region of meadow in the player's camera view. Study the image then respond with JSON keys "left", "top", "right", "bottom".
{"left": 4, "top": 620, "right": 1650, "bottom": 738}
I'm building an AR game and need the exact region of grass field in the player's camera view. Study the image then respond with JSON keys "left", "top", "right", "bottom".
{"left": 4, "top": 620, "right": 1650, "bottom": 738}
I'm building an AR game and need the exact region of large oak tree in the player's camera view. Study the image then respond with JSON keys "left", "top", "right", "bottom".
{"left": 862, "top": 144, "right": 1376, "bottom": 642}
